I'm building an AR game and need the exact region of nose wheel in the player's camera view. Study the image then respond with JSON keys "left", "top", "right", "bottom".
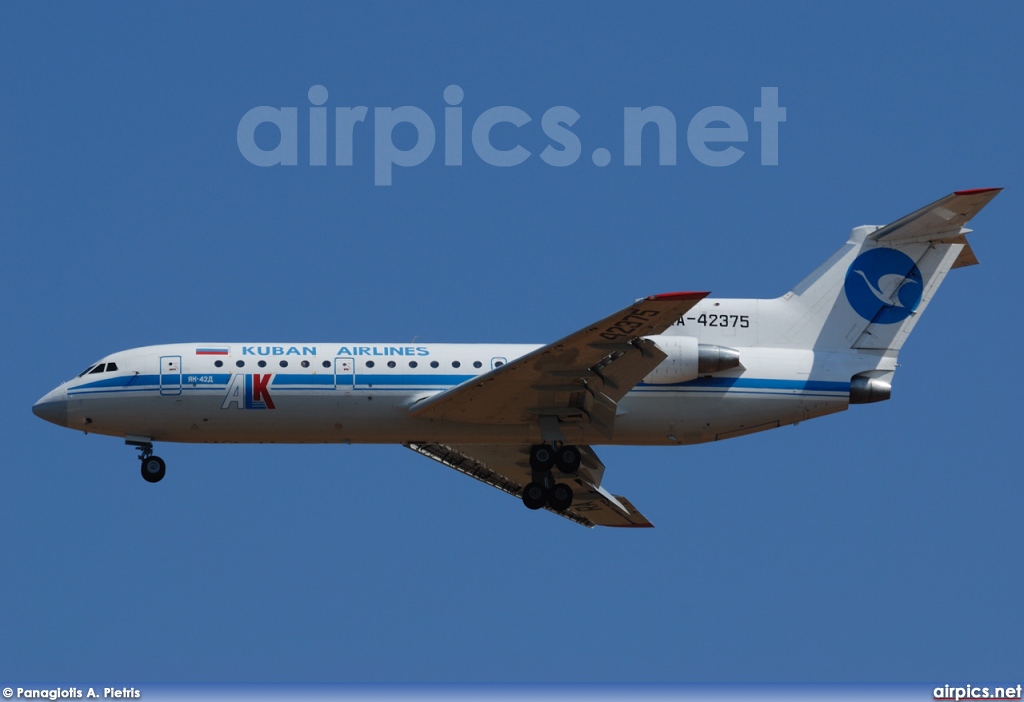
{"left": 129, "top": 439, "right": 167, "bottom": 483}
{"left": 141, "top": 455, "right": 166, "bottom": 483}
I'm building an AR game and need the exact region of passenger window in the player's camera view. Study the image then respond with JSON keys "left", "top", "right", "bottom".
{"left": 430, "top": 361, "right": 439, "bottom": 368}
{"left": 301, "top": 360, "right": 310, "bottom": 368}
{"left": 366, "top": 361, "right": 375, "bottom": 368}
{"left": 473, "top": 361, "right": 482, "bottom": 368}
{"left": 387, "top": 361, "right": 396, "bottom": 368}
{"left": 89, "top": 364, "right": 106, "bottom": 374}
{"left": 409, "top": 361, "right": 418, "bottom": 368}
{"left": 279, "top": 360, "right": 288, "bottom": 368}
{"left": 452, "top": 361, "right": 461, "bottom": 368}
{"left": 322, "top": 360, "right": 330, "bottom": 368}
{"left": 236, "top": 360, "right": 245, "bottom": 368}
{"left": 258, "top": 360, "right": 267, "bottom": 368}
{"left": 214, "top": 360, "right": 224, "bottom": 368}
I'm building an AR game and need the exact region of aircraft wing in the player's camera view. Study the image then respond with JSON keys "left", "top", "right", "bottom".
{"left": 868, "top": 187, "right": 1002, "bottom": 247}
{"left": 406, "top": 442, "right": 653, "bottom": 528}
{"left": 408, "top": 292, "right": 708, "bottom": 438}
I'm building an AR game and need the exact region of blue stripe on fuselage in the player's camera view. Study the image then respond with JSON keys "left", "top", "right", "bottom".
{"left": 638, "top": 377, "right": 850, "bottom": 392}
{"left": 66, "top": 373, "right": 851, "bottom": 397}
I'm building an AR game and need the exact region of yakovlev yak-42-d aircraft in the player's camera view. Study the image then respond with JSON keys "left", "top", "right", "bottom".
{"left": 33, "top": 189, "right": 1001, "bottom": 527}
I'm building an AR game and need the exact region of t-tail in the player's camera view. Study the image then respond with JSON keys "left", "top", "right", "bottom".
{"left": 770, "top": 188, "right": 1000, "bottom": 401}
{"left": 771, "top": 188, "right": 1000, "bottom": 347}
{"left": 674, "top": 188, "right": 1001, "bottom": 406}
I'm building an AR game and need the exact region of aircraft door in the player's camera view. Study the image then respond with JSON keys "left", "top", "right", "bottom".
{"left": 159, "top": 355, "right": 182, "bottom": 396}
{"left": 334, "top": 357, "right": 355, "bottom": 389}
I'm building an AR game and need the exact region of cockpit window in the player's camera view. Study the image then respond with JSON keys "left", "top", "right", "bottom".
{"left": 106, "top": 362, "right": 118, "bottom": 372}
{"left": 78, "top": 365, "right": 97, "bottom": 377}
{"left": 88, "top": 364, "right": 106, "bottom": 374}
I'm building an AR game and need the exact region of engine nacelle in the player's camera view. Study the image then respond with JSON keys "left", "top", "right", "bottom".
{"left": 697, "top": 343, "right": 741, "bottom": 375}
{"left": 849, "top": 374, "right": 892, "bottom": 404}
{"left": 642, "top": 336, "right": 741, "bottom": 385}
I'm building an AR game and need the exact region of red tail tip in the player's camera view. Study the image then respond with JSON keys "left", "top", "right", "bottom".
{"left": 954, "top": 187, "right": 1002, "bottom": 195}
{"left": 646, "top": 291, "right": 710, "bottom": 302}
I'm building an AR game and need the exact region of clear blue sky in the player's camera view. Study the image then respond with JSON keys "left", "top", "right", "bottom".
{"left": 2, "top": 1, "right": 1021, "bottom": 683}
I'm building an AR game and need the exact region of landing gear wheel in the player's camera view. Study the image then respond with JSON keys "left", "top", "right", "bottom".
{"left": 522, "top": 482, "right": 548, "bottom": 510}
{"left": 549, "top": 483, "right": 574, "bottom": 511}
{"left": 141, "top": 455, "right": 166, "bottom": 483}
{"left": 554, "top": 445, "right": 581, "bottom": 473}
{"left": 529, "top": 445, "right": 555, "bottom": 472}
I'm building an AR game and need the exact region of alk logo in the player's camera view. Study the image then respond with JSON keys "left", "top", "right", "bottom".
{"left": 844, "top": 248, "right": 923, "bottom": 324}
{"left": 221, "top": 374, "right": 275, "bottom": 410}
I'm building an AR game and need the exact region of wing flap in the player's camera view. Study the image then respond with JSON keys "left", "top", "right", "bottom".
{"left": 589, "top": 336, "right": 667, "bottom": 401}
{"left": 409, "top": 292, "right": 707, "bottom": 430}
{"left": 406, "top": 442, "right": 653, "bottom": 528}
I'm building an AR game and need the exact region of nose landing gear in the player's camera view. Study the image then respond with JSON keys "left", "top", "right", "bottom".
{"left": 127, "top": 437, "right": 166, "bottom": 483}
{"left": 141, "top": 455, "right": 166, "bottom": 483}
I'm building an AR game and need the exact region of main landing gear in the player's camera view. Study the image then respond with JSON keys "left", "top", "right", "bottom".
{"left": 522, "top": 444, "right": 581, "bottom": 512}
{"left": 128, "top": 439, "right": 166, "bottom": 483}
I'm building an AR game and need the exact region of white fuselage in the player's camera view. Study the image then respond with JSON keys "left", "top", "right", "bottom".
{"left": 34, "top": 333, "right": 870, "bottom": 448}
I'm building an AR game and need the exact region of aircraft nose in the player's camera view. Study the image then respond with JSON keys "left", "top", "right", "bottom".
{"left": 33, "top": 388, "right": 68, "bottom": 427}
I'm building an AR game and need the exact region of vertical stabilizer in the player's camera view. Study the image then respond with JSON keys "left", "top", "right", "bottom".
{"left": 760, "top": 189, "right": 1000, "bottom": 353}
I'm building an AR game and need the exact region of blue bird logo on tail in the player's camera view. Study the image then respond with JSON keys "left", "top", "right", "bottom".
{"left": 844, "top": 249, "right": 923, "bottom": 323}
{"left": 851, "top": 269, "right": 919, "bottom": 308}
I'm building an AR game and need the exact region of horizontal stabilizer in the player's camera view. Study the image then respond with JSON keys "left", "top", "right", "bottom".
{"left": 939, "top": 231, "right": 979, "bottom": 268}
{"left": 868, "top": 188, "right": 1001, "bottom": 245}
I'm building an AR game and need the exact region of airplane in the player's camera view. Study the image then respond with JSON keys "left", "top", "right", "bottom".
{"left": 32, "top": 188, "right": 1001, "bottom": 527}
